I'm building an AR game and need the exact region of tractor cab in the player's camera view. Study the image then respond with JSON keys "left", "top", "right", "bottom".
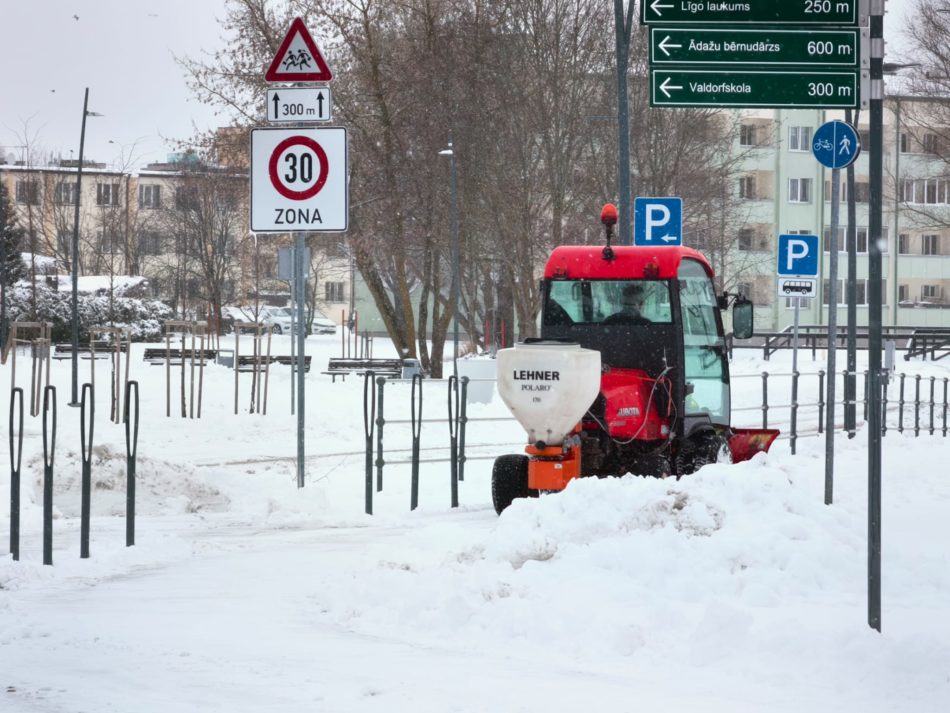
{"left": 540, "top": 244, "right": 739, "bottom": 442}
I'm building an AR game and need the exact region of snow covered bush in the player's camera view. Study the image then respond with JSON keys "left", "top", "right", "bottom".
{"left": 5, "top": 280, "right": 172, "bottom": 342}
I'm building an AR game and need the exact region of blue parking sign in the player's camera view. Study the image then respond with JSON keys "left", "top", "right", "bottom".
{"left": 777, "top": 234, "right": 819, "bottom": 277}
{"left": 634, "top": 197, "right": 682, "bottom": 246}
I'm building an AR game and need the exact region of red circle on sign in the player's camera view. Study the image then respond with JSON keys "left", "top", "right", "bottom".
{"left": 268, "top": 136, "right": 329, "bottom": 200}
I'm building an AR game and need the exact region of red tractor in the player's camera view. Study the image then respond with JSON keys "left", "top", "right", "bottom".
{"left": 491, "top": 204, "right": 779, "bottom": 514}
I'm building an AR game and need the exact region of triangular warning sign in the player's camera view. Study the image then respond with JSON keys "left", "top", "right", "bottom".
{"left": 265, "top": 17, "right": 333, "bottom": 82}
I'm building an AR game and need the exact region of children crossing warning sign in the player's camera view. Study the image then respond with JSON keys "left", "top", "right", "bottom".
{"left": 265, "top": 17, "right": 333, "bottom": 82}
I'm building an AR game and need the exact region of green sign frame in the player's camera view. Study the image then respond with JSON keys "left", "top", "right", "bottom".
{"left": 640, "top": 0, "right": 859, "bottom": 25}
{"left": 649, "top": 27, "right": 862, "bottom": 67}
{"left": 650, "top": 69, "right": 861, "bottom": 108}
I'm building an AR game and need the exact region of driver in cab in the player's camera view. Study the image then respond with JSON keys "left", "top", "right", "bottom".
{"left": 605, "top": 283, "right": 652, "bottom": 326}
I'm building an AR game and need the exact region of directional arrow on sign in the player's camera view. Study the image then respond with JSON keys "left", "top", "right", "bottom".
{"left": 658, "top": 77, "right": 682, "bottom": 98}
{"left": 657, "top": 36, "right": 682, "bottom": 57}
{"left": 650, "top": 0, "right": 674, "bottom": 16}
{"left": 265, "top": 87, "right": 332, "bottom": 123}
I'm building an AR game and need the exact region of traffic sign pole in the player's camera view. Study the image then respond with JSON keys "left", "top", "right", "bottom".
{"left": 868, "top": 0, "right": 884, "bottom": 635}
{"left": 826, "top": 168, "right": 841, "bottom": 506}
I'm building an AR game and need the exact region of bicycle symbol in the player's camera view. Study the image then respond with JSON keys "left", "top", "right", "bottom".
{"left": 813, "top": 139, "right": 833, "bottom": 152}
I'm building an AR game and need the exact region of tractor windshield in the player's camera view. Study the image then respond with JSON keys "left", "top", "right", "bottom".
{"left": 544, "top": 280, "right": 672, "bottom": 326}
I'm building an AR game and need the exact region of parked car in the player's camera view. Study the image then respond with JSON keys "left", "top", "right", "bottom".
{"left": 260, "top": 306, "right": 337, "bottom": 335}
{"left": 312, "top": 312, "right": 337, "bottom": 334}
{"left": 260, "top": 306, "right": 303, "bottom": 335}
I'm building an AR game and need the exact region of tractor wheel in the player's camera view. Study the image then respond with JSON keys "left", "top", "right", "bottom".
{"left": 675, "top": 433, "right": 732, "bottom": 476}
{"left": 492, "top": 454, "right": 534, "bottom": 515}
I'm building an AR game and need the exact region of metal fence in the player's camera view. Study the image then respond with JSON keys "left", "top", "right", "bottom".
{"left": 360, "top": 367, "right": 949, "bottom": 514}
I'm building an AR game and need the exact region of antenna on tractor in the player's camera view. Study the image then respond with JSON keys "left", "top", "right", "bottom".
{"left": 600, "top": 203, "right": 618, "bottom": 261}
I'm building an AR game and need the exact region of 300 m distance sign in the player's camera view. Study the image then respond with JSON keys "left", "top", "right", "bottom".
{"left": 251, "top": 127, "right": 348, "bottom": 232}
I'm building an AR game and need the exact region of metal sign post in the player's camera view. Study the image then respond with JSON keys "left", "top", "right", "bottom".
{"left": 295, "top": 232, "right": 306, "bottom": 488}
{"left": 257, "top": 16, "right": 348, "bottom": 487}
{"left": 813, "top": 119, "right": 861, "bottom": 507}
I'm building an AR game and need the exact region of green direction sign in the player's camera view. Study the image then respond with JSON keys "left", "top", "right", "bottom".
{"left": 640, "top": 0, "right": 858, "bottom": 25}
{"left": 650, "top": 69, "right": 860, "bottom": 108}
{"left": 650, "top": 28, "right": 861, "bottom": 67}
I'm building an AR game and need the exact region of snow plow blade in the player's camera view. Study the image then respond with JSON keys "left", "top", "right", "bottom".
{"left": 728, "top": 428, "right": 780, "bottom": 463}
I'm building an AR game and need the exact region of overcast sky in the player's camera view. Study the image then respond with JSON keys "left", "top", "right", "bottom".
{"left": 0, "top": 0, "right": 232, "bottom": 169}
{"left": 0, "top": 0, "right": 916, "bottom": 171}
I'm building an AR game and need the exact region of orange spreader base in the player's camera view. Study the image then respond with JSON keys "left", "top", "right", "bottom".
{"left": 526, "top": 442, "right": 582, "bottom": 491}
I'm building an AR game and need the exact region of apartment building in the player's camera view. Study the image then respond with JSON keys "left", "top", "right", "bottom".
{"left": 0, "top": 152, "right": 351, "bottom": 323}
{"left": 732, "top": 96, "right": 950, "bottom": 331}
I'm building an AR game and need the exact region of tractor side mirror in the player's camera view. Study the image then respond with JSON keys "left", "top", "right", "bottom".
{"left": 732, "top": 299, "right": 754, "bottom": 340}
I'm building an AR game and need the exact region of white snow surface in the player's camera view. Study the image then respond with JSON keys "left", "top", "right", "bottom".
{"left": 1, "top": 337, "right": 949, "bottom": 712}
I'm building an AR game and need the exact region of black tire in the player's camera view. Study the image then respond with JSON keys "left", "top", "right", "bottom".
{"left": 272, "top": 325, "right": 283, "bottom": 335}
{"left": 675, "top": 432, "right": 732, "bottom": 477}
{"left": 492, "top": 454, "right": 533, "bottom": 515}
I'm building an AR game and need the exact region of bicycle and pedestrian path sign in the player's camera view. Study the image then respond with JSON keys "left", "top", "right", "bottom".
{"left": 812, "top": 119, "right": 861, "bottom": 169}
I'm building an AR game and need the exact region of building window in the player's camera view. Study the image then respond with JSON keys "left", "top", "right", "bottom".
{"left": 325, "top": 281, "right": 345, "bottom": 303}
{"left": 898, "top": 285, "right": 910, "bottom": 302}
{"left": 823, "top": 279, "right": 886, "bottom": 306}
{"left": 15, "top": 180, "right": 39, "bottom": 205}
{"left": 788, "top": 126, "right": 811, "bottom": 152}
{"left": 900, "top": 133, "right": 910, "bottom": 153}
{"left": 738, "top": 176, "right": 755, "bottom": 199}
{"left": 898, "top": 233, "right": 910, "bottom": 254}
{"left": 785, "top": 297, "right": 813, "bottom": 309}
{"left": 139, "top": 184, "right": 161, "bottom": 209}
{"left": 922, "top": 133, "right": 939, "bottom": 154}
{"left": 139, "top": 231, "right": 163, "bottom": 256}
{"left": 858, "top": 129, "right": 870, "bottom": 147}
{"left": 853, "top": 182, "right": 869, "bottom": 202}
{"left": 922, "top": 234, "right": 940, "bottom": 255}
{"left": 98, "top": 228, "right": 119, "bottom": 253}
{"left": 922, "top": 285, "right": 942, "bottom": 300}
{"left": 788, "top": 178, "right": 811, "bottom": 203}
{"left": 740, "top": 124, "right": 756, "bottom": 146}
{"left": 175, "top": 187, "right": 198, "bottom": 211}
{"left": 55, "top": 181, "right": 78, "bottom": 205}
{"left": 738, "top": 228, "right": 755, "bottom": 251}
{"left": 96, "top": 183, "right": 120, "bottom": 207}
{"left": 56, "top": 229, "right": 71, "bottom": 257}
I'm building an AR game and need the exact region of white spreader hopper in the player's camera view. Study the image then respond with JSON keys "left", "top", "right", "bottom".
{"left": 496, "top": 341, "right": 602, "bottom": 448}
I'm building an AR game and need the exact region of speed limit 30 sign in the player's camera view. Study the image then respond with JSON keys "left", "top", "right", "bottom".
{"left": 251, "top": 127, "right": 348, "bottom": 232}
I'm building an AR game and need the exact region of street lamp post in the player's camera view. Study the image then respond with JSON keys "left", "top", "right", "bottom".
{"left": 69, "top": 87, "right": 101, "bottom": 406}
{"left": 439, "top": 142, "right": 461, "bottom": 377}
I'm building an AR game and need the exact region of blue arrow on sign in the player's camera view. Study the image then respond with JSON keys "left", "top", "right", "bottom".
{"left": 812, "top": 120, "right": 860, "bottom": 170}
{"left": 634, "top": 197, "right": 682, "bottom": 246}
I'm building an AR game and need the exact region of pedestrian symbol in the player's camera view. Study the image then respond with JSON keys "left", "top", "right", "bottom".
{"left": 812, "top": 120, "right": 860, "bottom": 170}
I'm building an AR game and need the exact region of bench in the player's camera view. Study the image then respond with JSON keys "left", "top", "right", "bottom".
{"left": 52, "top": 341, "right": 128, "bottom": 360}
{"left": 323, "top": 357, "right": 407, "bottom": 383}
{"left": 235, "top": 355, "right": 311, "bottom": 372}
{"left": 143, "top": 348, "right": 218, "bottom": 365}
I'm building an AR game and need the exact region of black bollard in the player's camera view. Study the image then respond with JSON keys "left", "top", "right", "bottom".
{"left": 80, "top": 383, "right": 94, "bottom": 559}
{"left": 410, "top": 374, "right": 422, "bottom": 511}
{"left": 124, "top": 381, "right": 139, "bottom": 547}
{"left": 458, "top": 377, "right": 468, "bottom": 482}
{"left": 42, "top": 386, "right": 56, "bottom": 566}
{"left": 447, "top": 376, "right": 459, "bottom": 508}
{"left": 9, "top": 388, "right": 24, "bottom": 561}
{"left": 362, "top": 372, "right": 376, "bottom": 516}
